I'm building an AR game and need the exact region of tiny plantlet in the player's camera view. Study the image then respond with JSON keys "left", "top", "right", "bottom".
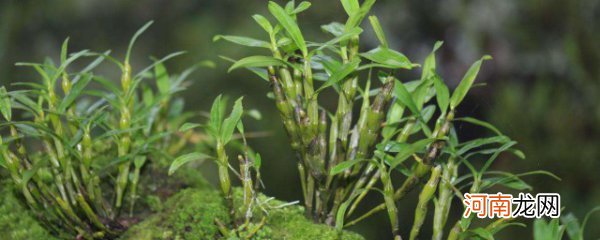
{"left": 170, "top": 95, "right": 268, "bottom": 239}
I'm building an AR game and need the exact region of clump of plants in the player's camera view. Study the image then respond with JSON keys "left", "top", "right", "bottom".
{"left": 217, "top": 0, "right": 559, "bottom": 239}
{"left": 0, "top": 22, "right": 201, "bottom": 239}
{"left": 169, "top": 95, "right": 270, "bottom": 239}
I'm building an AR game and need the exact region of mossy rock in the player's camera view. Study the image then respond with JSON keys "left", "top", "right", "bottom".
{"left": 0, "top": 185, "right": 59, "bottom": 240}
{"left": 0, "top": 167, "right": 363, "bottom": 240}
{"left": 121, "top": 188, "right": 364, "bottom": 240}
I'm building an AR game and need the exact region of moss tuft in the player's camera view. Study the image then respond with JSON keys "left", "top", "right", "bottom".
{"left": 0, "top": 184, "right": 59, "bottom": 240}
{"left": 121, "top": 188, "right": 364, "bottom": 240}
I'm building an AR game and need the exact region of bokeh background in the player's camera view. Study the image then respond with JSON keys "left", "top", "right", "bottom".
{"left": 0, "top": 0, "right": 598, "bottom": 239}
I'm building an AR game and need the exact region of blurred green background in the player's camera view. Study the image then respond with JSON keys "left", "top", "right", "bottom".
{"left": 0, "top": 0, "right": 598, "bottom": 239}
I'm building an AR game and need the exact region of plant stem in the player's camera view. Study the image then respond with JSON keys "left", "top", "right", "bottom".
{"left": 409, "top": 165, "right": 441, "bottom": 240}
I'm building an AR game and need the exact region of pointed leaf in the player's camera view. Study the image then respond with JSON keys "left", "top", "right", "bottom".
{"left": 0, "top": 87, "right": 11, "bottom": 121}
{"left": 155, "top": 61, "right": 170, "bottom": 95}
{"left": 169, "top": 152, "right": 213, "bottom": 175}
{"left": 368, "top": 16, "right": 388, "bottom": 47}
{"left": 330, "top": 159, "right": 365, "bottom": 175}
{"left": 213, "top": 35, "right": 271, "bottom": 48}
{"left": 59, "top": 73, "right": 93, "bottom": 112}
{"left": 449, "top": 55, "right": 492, "bottom": 109}
{"left": 179, "top": 123, "right": 202, "bottom": 132}
{"left": 422, "top": 41, "right": 443, "bottom": 80}
{"left": 126, "top": 21, "right": 154, "bottom": 63}
{"left": 393, "top": 80, "right": 419, "bottom": 116}
{"left": 268, "top": 1, "right": 307, "bottom": 56}
{"left": 292, "top": 1, "right": 311, "bottom": 14}
{"left": 253, "top": 14, "right": 273, "bottom": 34}
{"left": 455, "top": 117, "right": 503, "bottom": 136}
{"left": 341, "top": 0, "right": 359, "bottom": 15}
{"left": 254, "top": 153, "right": 262, "bottom": 169}
{"left": 433, "top": 74, "right": 450, "bottom": 116}
{"left": 315, "top": 58, "right": 360, "bottom": 93}
{"left": 228, "top": 56, "right": 288, "bottom": 72}
{"left": 360, "top": 47, "right": 415, "bottom": 69}
{"left": 321, "top": 22, "right": 346, "bottom": 37}
{"left": 388, "top": 138, "right": 436, "bottom": 168}
{"left": 221, "top": 97, "right": 244, "bottom": 144}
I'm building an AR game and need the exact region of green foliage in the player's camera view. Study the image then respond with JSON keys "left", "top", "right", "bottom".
{"left": 0, "top": 184, "right": 59, "bottom": 240}
{"left": 121, "top": 187, "right": 363, "bottom": 240}
{"left": 531, "top": 207, "right": 600, "bottom": 240}
{"left": 219, "top": 0, "right": 552, "bottom": 239}
{"left": 0, "top": 23, "right": 201, "bottom": 239}
{"left": 171, "top": 95, "right": 265, "bottom": 238}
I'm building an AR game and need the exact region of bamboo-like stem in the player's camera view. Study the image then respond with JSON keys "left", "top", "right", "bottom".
{"left": 115, "top": 62, "right": 132, "bottom": 209}
{"left": 409, "top": 165, "right": 441, "bottom": 240}
{"left": 346, "top": 110, "right": 455, "bottom": 225}
{"left": 432, "top": 158, "right": 457, "bottom": 240}
{"left": 380, "top": 163, "right": 401, "bottom": 239}
{"left": 216, "top": 140, "right": 235, "bottom": 226}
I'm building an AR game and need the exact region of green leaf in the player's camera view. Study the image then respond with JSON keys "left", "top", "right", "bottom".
{"left": 433, "top": 74, "right": 450, "bottom": 116}
{"left": 580, "top": 206, "right": 600, "bottom": 240}
{"left": 368, "top": 16, "right": 388, "bottom": 47}
{"left": 534, "top": 218, "right": 565, "bottom": 240}
{"left": 213, "top": 35, "right": 271, "bottom": 48}
{"left": 268, "top": 1, "right": 307, "bottom": 56}
{"left": 336, "top": 190, "right": 363, "bottom": 230}
{"left": 169, "top": 152, "right": 213, "bottom": 175}
{"left": 155, "top": 61, "right": 170, "bottom": 95}
{"left": 0, "top": 87, "right": 11, "bottom": 121}
{"left": 455, "top": 117, "right": 503, "bottom": 136}
{"left": 0, "top": 151, "right": 5, "bottom": 168}
{"left": 393, "top": 80, "right": 419, "bottom": 116}
{"left": 126, "top": 21, "right": 153, "bottom": 63}
{"left": 315, "top": 58, "right": 360, "bottom": 93}
{"left": 58, "top": 73, "right": 93, "bottom": 112}
{"left": 254, "top": 153, "right": 262, "bottom": 169}
{"left": 253, "top": 14, "right": 274, "bottom": 34}
{"left": 209, "top": 95, "right": 225, "bottom": 134}
{"left": 22, "top": 160, "right": 45, "bottom": 185}
{"left": 60, "top": 38, "right": 70, "bottom": 64}
{"left": 291, "top": 1, "right": 311, "bottom": 14}
{"left": 220, "top": 97, "right": 244, "bottom": 144}
{"left": 330, "top": 159, "right": 365, "bottom": 175}
{"left": 561, "top": 213, "right": 582, "bottom": 240}
{"left": 220, "top": 56, "right": 268, "bottom": 81}
{"left": 246, "top": 109, "right": 262, "bottom": 120}
{"left": 481, "top": 175, "right": 532, "bottom": 191}
{"left": 360, "top": 47, "right": 415, "bottom": 69}
{"left": 422, "top": 41, "right": 443, "bottom": 80}
{"left": 314, "top": 27, "right": 363, "bottom": 52}
{"left": 179, "top": 123, "right": 202, "bottom": 132}
{"left": 388, "top": 138, "right": 436, "bottom": 168}
{"left": 345, "top": 0, "right": 375, "bottom": 29}
{"left": 341, "top": 0, "right": 359, "bottom": 15}
{"left": 228, "top": 56, "right": 288, "bottom": 73}
{"left": 321, "top": 22, "right": 346, "bottom": 36}
{"left": 449, "top": 55, "right": 492, "bottom": 109}
{"left": 457, "top": 136, "right": 510, "bottom": 155}
{"left": 470, "top": 228, "right": 494, "bottom": 240}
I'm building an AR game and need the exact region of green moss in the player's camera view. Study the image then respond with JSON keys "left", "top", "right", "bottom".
{"left": 0, "top": 185, "right": 59, "bottom": 240}
{"left": 122, "top": 188, "right": 364, "bottom": 240}
{"left": 0, "top": 168, "right": 363, "bottom": 240}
